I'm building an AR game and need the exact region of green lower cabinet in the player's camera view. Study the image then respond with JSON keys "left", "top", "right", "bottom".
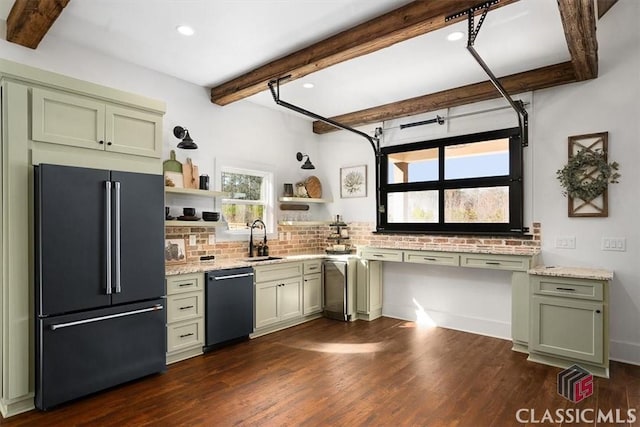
{"left": 528, "top": 274, "right": 609, "bottom": 378}
{"left": 303, "top": 273, "right": 322, "bottom": 315}
{"left": 530, "top": 295, "right": 604, "bottom": 364}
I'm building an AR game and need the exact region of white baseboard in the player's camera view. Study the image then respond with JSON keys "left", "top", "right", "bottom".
{"left": 0, "top": 394, "right": 34, "bottom": 418}
{"left": 382, "top": 303, "right": 511, "bottom": 341}
{"left": 610, "top": 339, "right": 640, "bottom": 366}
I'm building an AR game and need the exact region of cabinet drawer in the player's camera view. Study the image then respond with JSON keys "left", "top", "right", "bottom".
{"left": 532, "top": 276, "right": 604, "bottom": 301}
{"left": 360, "top": 249, "right": 403, "bottom": 262}
{"left": 167, "top": 319, "right": 204, "bottom": 352}
{"left": 167, "top": 292, "right": 204, "bottom": 323}
{"left": 303, "top": 260, "right": 322, "bottom": 275}
{"left": 254, "top": 262, "right": 302, "bottom": 283}
{"left": 166, "top": 272, "right": 203, "bottom": 295}
{"left": 460, "top": 254, "right": 529, "bottom": 271}
{"left": 404, "top": 250, "right": 459, "bottom": 266}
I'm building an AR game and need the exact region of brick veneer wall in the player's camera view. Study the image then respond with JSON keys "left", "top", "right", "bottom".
{"left": 166, "top": 222, "right": 541, "bottom": 263}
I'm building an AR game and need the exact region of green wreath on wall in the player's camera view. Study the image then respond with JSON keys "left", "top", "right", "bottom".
{"left": 556, "top": 149, "right": 620, "bottom": 201}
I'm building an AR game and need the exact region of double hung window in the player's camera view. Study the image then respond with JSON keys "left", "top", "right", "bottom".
{"left": 379, "top": 127, "right": 524, "bottom": 234}
{"left": 220, "top": 167, "right": 274, "bottom": 232}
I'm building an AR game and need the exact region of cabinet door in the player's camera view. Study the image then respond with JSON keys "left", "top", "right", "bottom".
{"left": 105, "top": 105, "right": 162, "bottom": 158}
{"left": 279, "top": 278, "right": 303, "bottom": 321}
{"left": 255, "top": 281, "right": 279, "bottom": 329}
{"left": 32, "top": 87, "right": 105, "bottom": 150}
{"left": 303, "top": 273, "right": 322, "bottom": 315}
{"left": 530, "top": 296, "right": 604, "bottom": 364}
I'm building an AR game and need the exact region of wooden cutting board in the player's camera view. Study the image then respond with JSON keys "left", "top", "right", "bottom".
{"left": 163, "top": 150, "right": 182, "bottom": 172}
{"left": 304, "top": 176, "right": 322, "bottom": 198}
{"left": 182, "top": 158, "right": 199, "bottom": 189}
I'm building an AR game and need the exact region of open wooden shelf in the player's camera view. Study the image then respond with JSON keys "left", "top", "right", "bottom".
{"left": 278, "top": 197, "right": 332, "bottom": 203}
{"left": 165, "top": 220, "right": 224, "bottom": 228}
{"left": 165, "top": 187, "right": 228, "bottom": 197}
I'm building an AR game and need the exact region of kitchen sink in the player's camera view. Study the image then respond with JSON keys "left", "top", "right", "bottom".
{"left": 242, "top": 256, "right": 283, "bottom": 263}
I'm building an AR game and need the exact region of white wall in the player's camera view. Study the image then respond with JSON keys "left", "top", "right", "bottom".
{"left": 318, "top": 0, "right": 640, "bottom": 364}
{"left": 530, "top": 0, "right": 640, "bottom": 364}
{"left": 0, "top": 26, "right": 322, "bottom": 237}
{"left": 1, "top": 0, "right": 637, "bottom": 364}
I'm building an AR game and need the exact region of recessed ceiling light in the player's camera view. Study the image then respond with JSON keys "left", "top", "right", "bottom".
{"left": 302, "top": 82, "right": 315, "bottom": 89}
{"left": 176, "top": 25, "right": 195, "bottom": 36}
{"left": 447, "top": 31, "right": 464, "bottom": 42}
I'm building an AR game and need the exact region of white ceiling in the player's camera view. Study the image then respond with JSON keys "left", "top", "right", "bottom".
{"left": 1, "top": 0, "right": 570, "bottom": 120}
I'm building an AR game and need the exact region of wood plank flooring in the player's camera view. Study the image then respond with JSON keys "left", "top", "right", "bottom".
{"left": 2, "top": 317, "right": 638, "bottom": 426}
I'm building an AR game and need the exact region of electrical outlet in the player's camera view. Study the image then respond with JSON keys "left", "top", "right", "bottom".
{"left": 602, "top": 237, "right": 626, "bottom": 251}
{"left": 208, "top": 234, "right": 215, "bottom": 245}
{"left": 279, "top": 232, "right": 285, "bottom": 241}
{"left": 189, "top": 234, "right": 197, "bottom": 246}
{"left": 555, "top": 236, "right": 576, "bottom": 249}
{"left": 286, "top": 232, "right": 292, "bottom": 241}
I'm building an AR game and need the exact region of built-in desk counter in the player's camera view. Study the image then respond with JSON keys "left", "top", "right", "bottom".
{"left": 358, "top": 246, "right": 539, "bottom": 354}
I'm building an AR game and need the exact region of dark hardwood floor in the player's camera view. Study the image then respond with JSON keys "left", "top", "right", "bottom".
{"left": 2, "top": 317, "right": 638, "bottom": 426}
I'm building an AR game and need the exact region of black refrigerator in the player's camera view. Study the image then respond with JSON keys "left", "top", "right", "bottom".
{"left": 35, "top": 164, "right": 166, "bottom": 410}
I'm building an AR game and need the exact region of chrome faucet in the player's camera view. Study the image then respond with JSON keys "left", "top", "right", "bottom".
{"left": 248, "top": 219, "right": 267, "bottom": 257}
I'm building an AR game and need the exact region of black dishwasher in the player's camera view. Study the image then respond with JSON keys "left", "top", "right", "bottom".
{"left": 204, "top": 267, "right": 254, "bottom": 351}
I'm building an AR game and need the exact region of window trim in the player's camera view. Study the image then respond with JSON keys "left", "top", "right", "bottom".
{"left": 378, "top": 127, "right": 524, "bottom": 234}
{"left": 218, "top": 165, "right": 275, "bottom": 235}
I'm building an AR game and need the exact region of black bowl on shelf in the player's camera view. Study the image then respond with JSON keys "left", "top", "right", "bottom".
{"left": 202, "top": 211, "right": 220, "bottom": 222}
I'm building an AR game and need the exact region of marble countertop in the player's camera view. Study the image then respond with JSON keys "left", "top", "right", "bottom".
{"left": 361, "top": 245, "right": 540, "bottom": 256}
{"left": 166, "top": 253, "right": 342, "bottom": 276}
{"left": 528, "top": 265, "right": 613, "bottom": 281}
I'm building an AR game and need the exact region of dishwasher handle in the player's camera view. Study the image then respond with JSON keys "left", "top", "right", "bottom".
{"left": 211, "top": 272, "right": 254, "bottom": 281}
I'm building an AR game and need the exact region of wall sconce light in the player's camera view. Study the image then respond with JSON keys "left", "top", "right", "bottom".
{"left": 296, "top": 152, "right": 315, "bottom": 170}
{"left": 173, "top": 126, "right": 198, "bottom": 149}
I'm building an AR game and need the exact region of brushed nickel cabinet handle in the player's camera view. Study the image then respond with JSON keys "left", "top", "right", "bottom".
{"left": 178, "top": 283, "right": 193, "bottom": 287}
{"left": 424, "top": 257, "right": 437, "bottom": 261}
{"left": 556, "top": 287, "right": 576, "bottom": 292}
{"left": 179, "top": 305, "right": 195, "bottom": 310}
{"left": 179, "top": 333, "right": 194, "bottom": 338}
{"left": 485, "top": 261, "right": 501, "bottom": 265}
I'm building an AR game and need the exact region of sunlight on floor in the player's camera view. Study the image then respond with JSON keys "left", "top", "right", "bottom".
{"left": 283, "top": 340, "right": 385, "bottom": 354}
{"left": 413, "top": 298, "right": 437, "bottom": 328}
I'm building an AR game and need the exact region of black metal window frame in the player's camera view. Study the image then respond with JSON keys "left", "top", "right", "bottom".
{"left": 378, "top": 127, "right": 524, "bottom": 235}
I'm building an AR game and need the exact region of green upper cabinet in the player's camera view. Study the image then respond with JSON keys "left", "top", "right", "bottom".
{"left": 31, "top": 87, "right": 162, "bottom": 158}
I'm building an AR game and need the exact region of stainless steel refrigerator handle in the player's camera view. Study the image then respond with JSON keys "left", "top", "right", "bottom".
{"left": 50, "top": 305, "right": 164, "bottom": 331}
{"left": 105, "top": 181, "right": 112, "bottom": 295}
{"left": 213, "top": 272, "right": 255, "bottom": 281}
{"left": 114, "top": 181, "right": 121, "bottom": 294}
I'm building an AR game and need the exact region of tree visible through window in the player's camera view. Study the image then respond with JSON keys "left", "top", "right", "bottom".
{"left": 220, "top": 168, "right": 272, "bottom": 231}
{"left": 379, "top": 128, "right": 524, "bottom": 234}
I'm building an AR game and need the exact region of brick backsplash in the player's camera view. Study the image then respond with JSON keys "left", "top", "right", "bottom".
{"left": 166, "top": 222, "right": 541, "bottom": 263}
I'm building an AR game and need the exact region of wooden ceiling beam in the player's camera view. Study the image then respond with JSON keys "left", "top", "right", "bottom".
{"left": 6, "top": 0, "right": 70, "bottom": 49}
{"left": 313, "top": 62, "right": 578, "bottom": 134}
{"left": 210, "top": 0, "right": 520, "bottom": 106}
{"left": 557, "top": 0, "right": 598, "bottom": 81}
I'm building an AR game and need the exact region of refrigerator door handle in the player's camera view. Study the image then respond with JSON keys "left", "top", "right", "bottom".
{"left": 50, "top": 304, "right": 164, "bottom": 331}
{"left": 105, "top": 181, "right": 112, "bottom": 295}
{"left": 114, "top": 181, "right": 122, "bottom": 294}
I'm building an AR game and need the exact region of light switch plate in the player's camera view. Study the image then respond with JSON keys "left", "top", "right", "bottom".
{"left": 208, "top": 234, "right": 215, "bottom": 245}
{"left": 602, "top": 237, "right": 626, "bottom": 251}
{"left": 189, "top": 234, "right": 197, "bottom": 246}
{"left": 555, "top": 236, "right": 576, "bottom": 249}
